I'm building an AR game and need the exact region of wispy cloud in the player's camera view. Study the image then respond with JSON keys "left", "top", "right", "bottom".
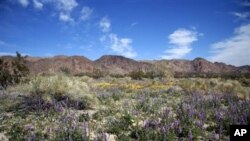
{"left": 108, "top": 33, "right": 137, "bottom": 58}
{"left": 53, "top": 0, "right": 78, "bottom": 23}
{"left": 16, "top": 0, "right": 78, "bottom": 23}
{"left": 53, "top": 0, "right": 78, "bottom": 12}
{"left": 33, "top": 0, "right": 43, "bottom": 9}
{"left": 0, "top": 40, "right": 17, "bottom": 48}
{"left": 80, "top": 6, "right": 93, "bottom": 21}
{"left": 18, "top": 0, "right": 29, "bottom": 7}
{"left": 161, "top": 28, "right": 199, "bottom": 59}
{"left": 99, "top": 17, "right": 111, "bottom": 33}
{"left": 126, "top": 22, "right": 138, "bottom": 30}
{"left": 209, "top": 23, "right": 250, "bottom": 66}
{"left": 59, "top": 12, "right": 74, "bottom": 22}
{"left": 100, "top": 33, "right": 137, "bottom": 58}
{"left": 99, "top": 16, "right": 137, "bottom": 58}
{"left": 241, "top": 1, "right": 250, "bottom": 6}
{"left": 232, "top": 12, "right": 250, "bottom": 21}
{"left": 131, "top": 22, "right": 138, "bottom": 27}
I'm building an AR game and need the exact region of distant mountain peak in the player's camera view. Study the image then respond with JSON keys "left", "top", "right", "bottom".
{"left": 193, "top": 57, "right": 208, "bottom": 61}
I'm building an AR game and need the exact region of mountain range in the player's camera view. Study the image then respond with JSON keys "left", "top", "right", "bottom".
{"left": 1, "top": 55, "right": 250, "bottom": 75}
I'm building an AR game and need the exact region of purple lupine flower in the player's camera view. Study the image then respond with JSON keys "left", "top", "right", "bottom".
{"left": 162, "top": 125, "right": 167, "bottom": 141}
{"left": 102, "top": 132, "right": 108, "bottom": 141}
{"left": 165, "top": 108, "right": 170, "bottom": 119}
{"left": 215, "top": 110, "right": 223, "bottom": 122}
{"left": 144, "top": 120, "right": 159, "bottom": 129}
{"left": 132, "top": 110, "right": 139, "bottom": 117}
{"left": 198, "top": 110, "right": 205, "bottom": 120}
{"left": 173, "top": 119, "right": 180, "bottom": 129}
{"left": 211, "top": 131, "right": 218, "bottom": 140}
{"left": 239, "top": 115, "right": 247, "bottom": 125}
{"left": 28, "top": 132, "right": 36, "bottom": 141}
{"left": 188, "top": 130, "right": 193, "bottom": 141}
{"left": 56, "top": 103, "right": 64, "bottom": 112}
{"left": 196, "top": 120, "right": 204, "bottom": 129}
{"left": 186, "top": 104, "right": 195, "bottom": 117}
{"left": 161, "top": 125, "right": 167, "bottom": 134}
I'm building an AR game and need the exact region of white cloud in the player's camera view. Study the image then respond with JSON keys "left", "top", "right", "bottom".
{"left": 209, "top": 23, "right": 250, "bottom": 66}
{"left": 232, "top": 12, "right": 250, "bottom": 20}
{"left": 98, "top": 16, "right": 136, "bottom": 58}
{"left": 108, "top": 33, "right": 137, "bottom": 58}
{"left": 162, "top": 47, "right": 192, "bottom": 59}
{"left": 161, "top": 28, "right": 199, "bottom": 59}
{"left": 59, "top": 12, "right": 73, "bottom": 22}
{"left": 99, "top": 17, "right": 111, "bottom": 33}
{"left": 33, "top": 0, "right": 43, "bottom": 9}
{"left": 17, "top": 0, "right": 78, "bottom": 23}
{"left": 54, "top": 0, "right": 78, "bottom": 23}
{"left": 80, "top": 6, "right": 93, "bottom": 21}
{"left": 53, "top": 0, "right": 78, "bottom": 12}
{"left": 18, "top": 0, "right": 29, "bottom": 7}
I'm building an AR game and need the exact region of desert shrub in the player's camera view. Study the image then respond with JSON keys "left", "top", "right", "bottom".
{"left": 25, "top": 75, "right": 97, "bottom": 111}
{"left": 59, "top": 67, "right": 71, "bottom": 75}
{"left": 110, "top": 74, "right": 124, "bottom": 78}
{"left": 74, "top": 72, "right": 85, "bottom": 77}
{"left": 0, "top": 52, "right": 29, "bottom": 89}
{"left": 90, "top": 69, "right": 104, "bottom": 79}
{"left": 74, "top": 69, "right": 104, "bottom": 79}
{"left": 178, "top": 78, "right": 248, "bottom": 97}
{"left": 239, "top": 78, "right": 250, "bottom": 87}
{"left": 145, "top": 70, "right": 165, "bottom": 79}
{"left": 129, "top": 70, "right": 145, "bottom": 80}
{"left": 106, "top": 112, "right": 134, "bottom": 136}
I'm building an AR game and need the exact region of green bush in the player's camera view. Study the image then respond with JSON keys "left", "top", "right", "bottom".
{"left": 129, "top": 70, "right": 145, "bottom": 80}
{"left": 145, "top": 70, "right": 165, "bottom": 79}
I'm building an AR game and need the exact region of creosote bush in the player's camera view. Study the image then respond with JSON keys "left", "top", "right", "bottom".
{"left": 129, "top": 70, "right": 145, "bottom": 80}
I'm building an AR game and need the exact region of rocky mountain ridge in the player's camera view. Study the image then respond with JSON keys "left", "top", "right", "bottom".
{"left": 1, "top": 55, "right": 249, "bottom": 75}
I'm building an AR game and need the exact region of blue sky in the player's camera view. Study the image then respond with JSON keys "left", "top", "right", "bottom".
{"left": 0, "top": 0, "right": 250, "bottom": 66}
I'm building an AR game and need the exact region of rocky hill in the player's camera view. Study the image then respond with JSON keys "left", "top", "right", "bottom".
{"left": 94, "top": 55, "right": 153, "bottom": 74}
{"left": 1, "top": 55, "right": 249, "bottom": 75}
{"left": 164, "top": 57, "right": 239, "bottom": 74}
{"left": 25, "top": 55, "right": 94, "bottom": 75}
